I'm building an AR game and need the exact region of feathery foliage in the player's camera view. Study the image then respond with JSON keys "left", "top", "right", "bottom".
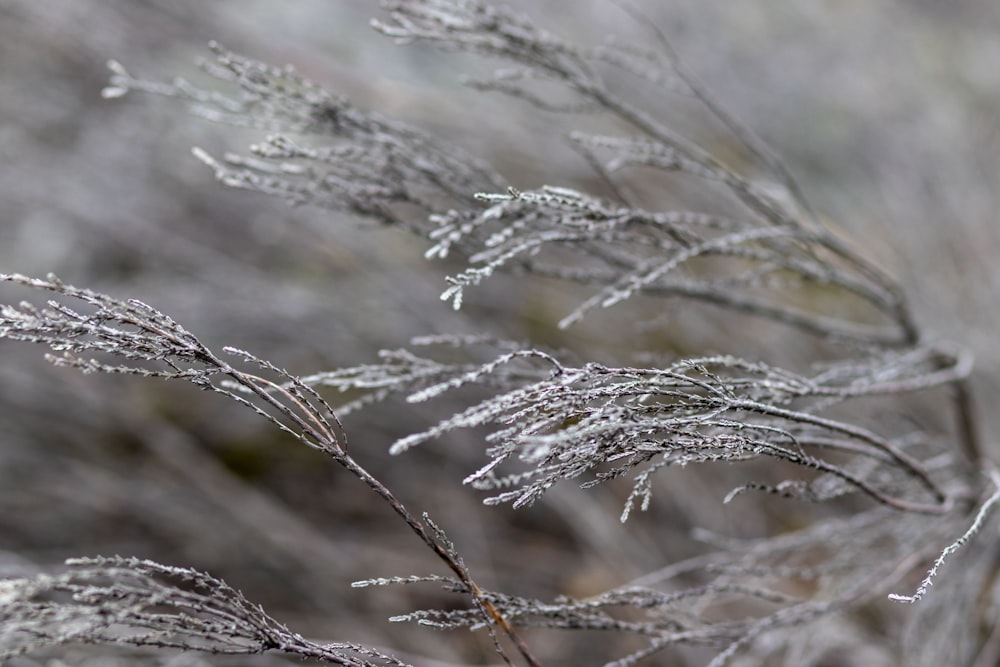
{"left": 2, "top": 1, "right": 998, "bottom": 666}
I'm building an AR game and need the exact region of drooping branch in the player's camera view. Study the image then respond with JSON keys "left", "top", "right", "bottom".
{"left": 0, "top": 274, "right": 540, "bottom": 667}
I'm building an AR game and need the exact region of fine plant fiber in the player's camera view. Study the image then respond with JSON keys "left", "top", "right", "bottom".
{"left": 2, "top": 1, "right": 998, "bottom": 666}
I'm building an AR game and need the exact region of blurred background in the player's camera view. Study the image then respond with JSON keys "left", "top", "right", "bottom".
{"left": 1, "top": 1, "right": 999, "bottom": 665}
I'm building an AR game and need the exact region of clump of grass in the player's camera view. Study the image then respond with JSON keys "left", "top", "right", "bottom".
{"left": 2, "top": 2, "right": 996, "bottom": 666}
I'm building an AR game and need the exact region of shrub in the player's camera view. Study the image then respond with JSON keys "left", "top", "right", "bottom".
{"left": 1, "top": 2, "right": 997, "bottom": 666}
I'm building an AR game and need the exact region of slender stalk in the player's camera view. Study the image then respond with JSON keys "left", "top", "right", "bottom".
{"left": 221, "top": 365, "right": 542, "bottom": 666}
{"left": 953, "top": 377, "right": 983, "bottom": 469}
{"left": 732, "top": 399, "right": 948, "bottom": 505}
{"left": 334, "top": 452, "right": 542, "bottom": 667}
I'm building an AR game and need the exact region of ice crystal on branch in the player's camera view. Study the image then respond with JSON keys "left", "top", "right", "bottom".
{"left": 317, "top": 339, "right": 966, "bottom": 517}
{"left": 0, "top": 557, "right": 408, "bottom": 666}
{"left": 1, "top": 1, "right": 995, "bottom": 666}
{"left": 0, "top": 273, "right": 215, "bottom": 380}
{"left": 105, "top": 43, "right": 502, "bottom": 234}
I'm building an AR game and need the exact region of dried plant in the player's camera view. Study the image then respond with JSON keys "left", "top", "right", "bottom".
{"left": 0, "top": 555, "right": 408, "bottom": 666}
{"left": 2, "top": 1, "right": 998, "bottom": 666}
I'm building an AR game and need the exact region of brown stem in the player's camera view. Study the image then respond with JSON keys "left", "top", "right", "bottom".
{"left": 953, "top": 377, "right": 983, "bottom": 469}
{"left": 218, "top": 362, "right": 542, "bottom": 665}
{"left": 336, "top": 454, "right": 543, "bottom": 667}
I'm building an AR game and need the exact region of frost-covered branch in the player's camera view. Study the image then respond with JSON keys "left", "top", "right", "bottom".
{"left": 0, "top": 556, "right": 406, "bottom": 666}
